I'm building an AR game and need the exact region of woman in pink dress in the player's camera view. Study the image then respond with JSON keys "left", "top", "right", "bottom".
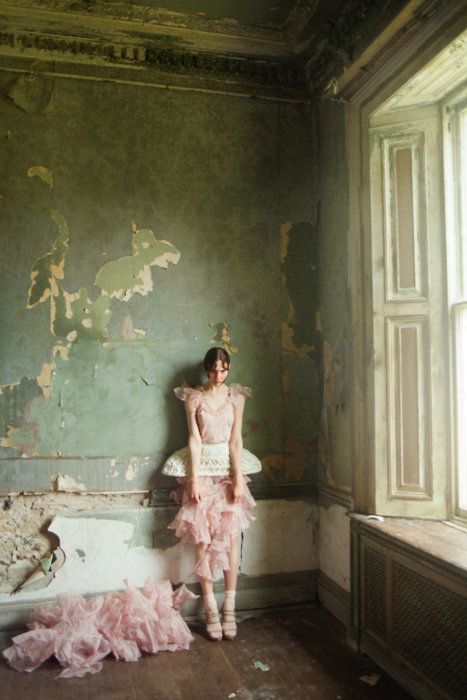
{"left": 162, "top": 347, "right": 261, "bottom": 641}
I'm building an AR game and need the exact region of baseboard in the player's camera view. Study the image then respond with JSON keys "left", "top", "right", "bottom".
{"left": 0, "top": 569, "right": 318, "bottom": 646}
{"left": 317, "top": 571, "right": 350, "bottom": 626}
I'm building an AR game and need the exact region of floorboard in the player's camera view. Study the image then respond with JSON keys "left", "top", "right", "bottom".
{"left": 0, "top": 606, "right": 413, "bottom": 699}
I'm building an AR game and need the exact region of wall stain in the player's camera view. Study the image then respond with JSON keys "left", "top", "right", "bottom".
{"left": 209, "top": 321, "right": 238, "bottom": 354}
{"left": 95, "top": 227, "right": 180, "bottom": 301}
{"left": 1, "top": 207, "right": 181, "bottom": 457}
{"left": 27, "top": 165, "right": 53, "bottom": 188}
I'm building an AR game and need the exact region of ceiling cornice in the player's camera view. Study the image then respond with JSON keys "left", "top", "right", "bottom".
{"left": 0, "top": 1, "right": 312, "bottom": 100}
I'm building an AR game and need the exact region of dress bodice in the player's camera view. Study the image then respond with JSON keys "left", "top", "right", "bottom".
{"left": 174, "top": 384, "right": 252, "bottom": 444}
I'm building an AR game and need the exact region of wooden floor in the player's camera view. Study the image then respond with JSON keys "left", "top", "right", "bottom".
{"left": 0, "top": 606, "right": 412, "bottom": 699}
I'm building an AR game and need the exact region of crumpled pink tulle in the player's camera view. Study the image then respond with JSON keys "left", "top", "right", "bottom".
{"left": 169, "top": 476, "right": 256, "bottom": 581}
{"left": 3, "top": 578, "right": 197, "bottom": 679}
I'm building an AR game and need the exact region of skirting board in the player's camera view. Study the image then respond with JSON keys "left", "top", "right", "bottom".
{"left": 317, "top": 571, "right": 350, "bottom": 627}
{"left": 0, "top": 569, "right": 318, "bottom": 645}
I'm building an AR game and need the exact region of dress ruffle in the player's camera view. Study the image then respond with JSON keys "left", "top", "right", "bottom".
{"left": 3, "top": 578, "right": 196, "bottom": 679}
{"left": 174, "top": 384, "right": 252, "bottom": 405}
{"left": 168, "top": 476, "right": 256, "bottom": 582}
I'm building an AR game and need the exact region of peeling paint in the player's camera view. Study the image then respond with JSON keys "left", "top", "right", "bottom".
{"left": 125, "top": 456, "right": 140, "bottom": 481}
{"left": 36, "top": 362, "right": 55, "bottom": 399}
{"left": 209, "top": 321, "right": 239, "bottom": 354}
{"left": 4, "top": 73, "right": 54, "bottom": 114}
{"left": 52, "top": 474, "right": 86, "bottom": 492}
{"left": 0, "top": 493, "right": 144, "bottom": 594}
{"left": 27, "top": 165, "right": 54, "bottom": 187}
{"left": 95, "top": 228, "right": 180, "bottom": 301}
{"left": 280, "top": 222, "right": 292, "bottom": 263}
{"left": 281, "top": 319, "right": 314, "bottom": 359}
{"left": 27, "top": 210, "right": 69, "bottom": 308}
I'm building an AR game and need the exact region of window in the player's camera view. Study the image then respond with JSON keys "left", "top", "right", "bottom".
{"left": 366, "top": 32, "right": 467, "bottom": 523}
{"left": 444, "top": 90, "right": 467, "bottom": 521}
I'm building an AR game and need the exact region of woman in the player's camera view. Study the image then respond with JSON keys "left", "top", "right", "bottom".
{"left": 162, "top": 347, "right": 261, "bottom": 641}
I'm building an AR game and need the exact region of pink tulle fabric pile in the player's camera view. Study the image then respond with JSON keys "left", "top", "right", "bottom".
{"left": 169, "top": 476, "right": 256, "bottom": 581}
{"left": 3, "top": 578, "right": 197, "bottom": 679}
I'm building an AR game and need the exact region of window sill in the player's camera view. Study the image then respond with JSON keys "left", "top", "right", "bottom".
{"left": 348, "top": 512, "right": 467, "bottom": 576}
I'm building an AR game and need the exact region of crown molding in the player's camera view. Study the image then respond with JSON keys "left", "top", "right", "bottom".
{"left": 0, "top": 1, "right": 289, "bottom": 58}
{"left": 0, "top": 2, "right": 311, "bottom": 98}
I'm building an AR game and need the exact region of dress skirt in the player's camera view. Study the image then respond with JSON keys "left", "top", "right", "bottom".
{"left": 168, "top": 475, "right": 256, "bottom": 582}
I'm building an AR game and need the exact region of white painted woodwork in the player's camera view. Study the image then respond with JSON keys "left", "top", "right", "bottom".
{"left": 369, "top": 111, "right": 447, "bottom": 517}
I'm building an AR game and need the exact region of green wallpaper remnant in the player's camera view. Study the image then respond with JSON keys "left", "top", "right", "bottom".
{"left": 318, "top": 100, "right": 351, "bottom": 489}
{"left": 0, "top": 69, "right": 318, "bottom": 490}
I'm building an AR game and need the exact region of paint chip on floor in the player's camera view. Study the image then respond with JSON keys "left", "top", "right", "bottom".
{"left": 253, "top": 660, "right": 270, "bottom": 672}
{"left": 360, "top": 673, "right": 380, "bottom": 686}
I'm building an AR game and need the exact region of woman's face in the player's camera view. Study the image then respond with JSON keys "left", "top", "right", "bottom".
{"left": 207, "top": 359, "right": 229, "bottom": 386}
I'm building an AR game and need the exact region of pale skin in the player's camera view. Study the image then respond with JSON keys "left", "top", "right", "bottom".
{"left": 185, "top": 359, "right": 245, "bottom": 598}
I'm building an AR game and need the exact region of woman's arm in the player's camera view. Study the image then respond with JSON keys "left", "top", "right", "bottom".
{"left": 229, "top": 394, "right": 246, "bottom": 502}
{"left": 186, "top": 400, "right": 202, "bottom": 502}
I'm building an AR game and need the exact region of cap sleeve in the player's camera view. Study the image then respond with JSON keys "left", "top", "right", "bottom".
{"left": 229, "top": 384, "right": 252, "bottom": 403}
{"left": 174, "top": 386, "right": 201, "bottom": 411}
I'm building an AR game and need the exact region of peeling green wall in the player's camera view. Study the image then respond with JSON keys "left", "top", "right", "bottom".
{"left": 318, "top": 100, "right": 351, "bottom": 489}
{"left": 0, "top": 69, "right": 318, "bottom": 491}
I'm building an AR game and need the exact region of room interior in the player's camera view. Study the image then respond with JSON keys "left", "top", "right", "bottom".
{"left": 0, "top": 1, "right": 466, "bottom": 698}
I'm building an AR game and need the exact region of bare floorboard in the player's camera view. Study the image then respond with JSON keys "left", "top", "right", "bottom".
{"left": 0, "top": 606, "right": 412, "bottom": 699}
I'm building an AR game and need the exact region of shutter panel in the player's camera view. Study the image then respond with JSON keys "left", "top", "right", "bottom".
{"left": 369, "top": 108, "right": 447, "bottom": 517}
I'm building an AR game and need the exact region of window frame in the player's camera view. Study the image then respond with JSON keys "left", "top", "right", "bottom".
{"left": 443, "top": 87, "right": 467, "bottom": 524}
{"left": 343, "top": 11, "right": 467, "bottom": 524}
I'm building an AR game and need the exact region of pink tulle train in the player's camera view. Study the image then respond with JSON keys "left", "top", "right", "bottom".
{"left": 3, "top": 578, "right": 196, "bottom": 679}
{"left": 169, "top": 476, "right": 256, "bottom": 581}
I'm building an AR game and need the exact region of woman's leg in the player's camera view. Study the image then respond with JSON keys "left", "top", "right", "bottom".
{"left": 196, "top": 543, "right": 222, "bottom": 641}
{"left": 222, "top": 536, "right": 240, "bottom": 640}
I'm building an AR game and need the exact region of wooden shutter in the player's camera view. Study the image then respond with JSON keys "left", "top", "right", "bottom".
{"left": 369, "top": 106, "right": 448, "bottom": 517}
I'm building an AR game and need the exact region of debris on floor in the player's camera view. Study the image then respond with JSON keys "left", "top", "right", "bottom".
{"left": 360, "top": 673, "right": 381, "bottom": 686}
{"left": 253, "top": 660, "right": 270, "bottom": 672}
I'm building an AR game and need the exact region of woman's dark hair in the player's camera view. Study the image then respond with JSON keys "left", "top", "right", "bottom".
{"left": 203, "top": 347, "right": 230, "bottom": 373}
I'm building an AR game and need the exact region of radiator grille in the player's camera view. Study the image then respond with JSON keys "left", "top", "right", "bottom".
{"left": 392, "top": 561, "right": 467, "bottom": 698}
{"left": 363, "top": 546, "right": 387, "bottom": 639}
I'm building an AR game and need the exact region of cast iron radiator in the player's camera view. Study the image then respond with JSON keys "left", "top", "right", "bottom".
{"left": 349, "top": 515, "right": 467, "bottom": 700}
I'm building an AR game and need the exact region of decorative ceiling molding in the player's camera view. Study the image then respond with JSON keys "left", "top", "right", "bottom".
{"left": 0, "top": 29, "right": 306, "bottom": 100}
{"left": 2, "top": 0, "right": 459, "bottom": 100}
{"left": 0, "top": 1, "right": 312, "bottom": 98}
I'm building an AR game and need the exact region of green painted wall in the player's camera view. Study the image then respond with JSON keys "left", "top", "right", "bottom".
{"left": 0, "top": 69, "right": 319, "bottom": 492}
{"left": 318, "top": 100, "right": 351, "bottom": 490}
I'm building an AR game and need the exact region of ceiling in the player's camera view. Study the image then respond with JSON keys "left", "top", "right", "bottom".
{"left": 0, "top": 0, "right": 355, "bottom": 98}
{"left": 126, "top": 1, "right": 301, "bottom": 27}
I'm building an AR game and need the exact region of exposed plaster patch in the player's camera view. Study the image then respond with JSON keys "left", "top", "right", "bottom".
{"left": 95, "top": 228, "right": 180, "bottom": 301}
{"left": 0, "top": 422, "right": 39, "bottom": 453}
{"left": 0, "top": 493, "right": 144, "bottom": 594}
{"left": 35, "top": 362, "right": 55, "bottom": 399}
{"left": 209, "top": 321, "right": 238, "bottom": 354}
{"left": 125, "top": 456, "right": 140, "bottom": 482}
{"left": 280, "top": 222, "right": 292, "bottom": 263}
{"left": 281, "top": 319, "right": 314, "bottom": 359}
{"left": 27, "top": 165, "right": 53, "bottom": 187}
{"left": 52, "top": 474, "right": 86, "bottom": 492}
{"left": 13, "top": 547, "right": 65, "bottom": 594}
{"left": 27, "top": 210, "right": 68, "bottom": 309}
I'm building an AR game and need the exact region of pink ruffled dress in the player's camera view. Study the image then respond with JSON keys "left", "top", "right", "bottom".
{"left": 3, "top": 579, "right": 197, "bottom": 678}
{"left": 162, "top": 383, "right": 261, "bottom": 581}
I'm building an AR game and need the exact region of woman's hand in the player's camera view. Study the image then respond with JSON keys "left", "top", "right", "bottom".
{"left": 231, "top": 474, "right": 245, "bottom": 504}
{"left": 187, "top": 477, "right": 201, "bottom": 503}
